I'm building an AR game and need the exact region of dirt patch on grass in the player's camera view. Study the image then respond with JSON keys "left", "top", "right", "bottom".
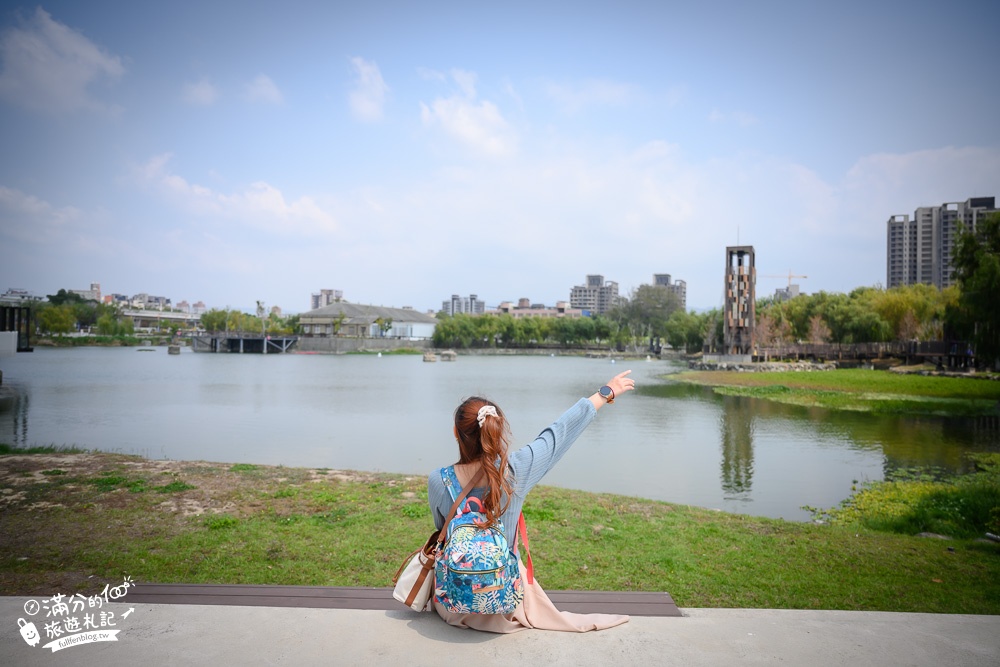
{"left": 0, "top": 454, "right": 381, "bottom": 515}
{"left": 0, "top": 452, "right": 394, "bottom": 594}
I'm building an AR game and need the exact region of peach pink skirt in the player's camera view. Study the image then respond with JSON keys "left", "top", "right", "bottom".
{"left": 432, "top": 559, "right": 629, "bottom": 634}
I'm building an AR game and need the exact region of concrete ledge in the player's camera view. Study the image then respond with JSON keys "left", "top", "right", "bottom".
{"left": 127, "top": 583, "right": 682, "bottom": 616}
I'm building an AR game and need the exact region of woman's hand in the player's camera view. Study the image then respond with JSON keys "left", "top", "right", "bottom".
{"left": 589, "top": 369, "right": 635, "bottom": 410}
{"left": 606, "top": 370, "right": 635, "bottom": 399}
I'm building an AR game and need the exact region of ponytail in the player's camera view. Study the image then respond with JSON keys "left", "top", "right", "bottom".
{"left": 453, "top": 397, "right": 513, "bottom": 529}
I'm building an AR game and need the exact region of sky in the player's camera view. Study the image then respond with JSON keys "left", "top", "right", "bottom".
{"left": 0, "top": 1, "right": 998, "bottom": 315}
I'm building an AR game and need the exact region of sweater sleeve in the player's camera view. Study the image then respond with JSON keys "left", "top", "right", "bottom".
{"left": 508, "top": 397, "right": 597, "bottom": 499}
{"left": 428, "top": 398, "right": 598, "bottom": 541}
{"left": 427, "top": 472, "right": 451, "bottom": 531}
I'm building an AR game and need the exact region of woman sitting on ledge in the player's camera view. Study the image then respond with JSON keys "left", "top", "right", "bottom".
{"left": 427, "top": 370, "right": 635, "bottom": 633}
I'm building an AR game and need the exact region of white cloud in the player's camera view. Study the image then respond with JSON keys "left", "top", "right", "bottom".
{"left": 841, "top": 146, "right": 1000, "bottom": 213}
{"left": 450, "top": 69, "right": 477, "bottom": 99}
{"left": 708, "top": 108, "right": 758, "bottom": 126}
{"left": 348, "top": 56, "right": 388, "bottom": 122}
{"left": 349, "top": 141, "right": 1000, "bottom": 309}
{"left": 0, "top": 7, "right": 124, "bottom": 113}
{"left": 502, "top": 77, "right": 523, "bottom": 111}
{"left": 182, "top": 78, "right": 218, "bottom": 106}
{"left": 244, "top": 74, "right": 283, "bottom": 104}
{"left": 416, "top": 66, "right": 446, "bottom": 83}
{"left": 419, "top": 71, "right": 518, "bottom": 157}
{"left": 135, "top": 154, "right": 338, "bottom": 236}
{"left": 545, "top": 79, "right": 639, "bottom": 112}
{"left": 0, "top": 185, "right": 82, "bottom": 242}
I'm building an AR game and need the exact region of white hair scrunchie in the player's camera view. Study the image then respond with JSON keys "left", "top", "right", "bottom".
{"left": 477, "top": 404, "right": 498, "bottom": 428}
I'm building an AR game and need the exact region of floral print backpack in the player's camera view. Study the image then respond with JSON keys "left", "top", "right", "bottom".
{"left": 433, "top": 466, "right": 525, "bottom": 614}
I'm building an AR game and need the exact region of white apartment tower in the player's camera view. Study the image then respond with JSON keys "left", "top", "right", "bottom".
{"left": 442, "top": 294, "right": 485, "bottom": 316}
{"left": 311, "top": 289, "right": 343, "bottom": 310}
{"left": 569, "top": 275, "right": 619, "bottom": 315}
{"left": 887, "top": 197, "right": 996, "bottom": 290}
{"left": 653, "top": 273, "right": 687, "bottom": 311}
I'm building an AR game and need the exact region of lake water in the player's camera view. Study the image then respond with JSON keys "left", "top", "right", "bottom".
{"left": 1, "top": 347, "right": 997, "bottom": 521}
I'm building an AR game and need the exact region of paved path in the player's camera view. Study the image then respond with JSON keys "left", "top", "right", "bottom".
{"left": 2, "top": 597, "right": 998, "bottom": 665}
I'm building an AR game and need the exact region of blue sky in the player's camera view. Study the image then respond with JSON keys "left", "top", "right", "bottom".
{"left": 1, "top": 1, "right": 997, "bottom": 314}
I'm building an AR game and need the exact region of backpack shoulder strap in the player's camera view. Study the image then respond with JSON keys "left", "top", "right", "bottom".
{"left": 436, "top": 467, "right": 486, "bottom": 547}
{"left": 439, "top": 466, "right": 462, "bottom": 502}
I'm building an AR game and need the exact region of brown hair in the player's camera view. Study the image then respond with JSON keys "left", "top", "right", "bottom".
{"left": 454, "top": 396, "right": 513, "bottom": 528}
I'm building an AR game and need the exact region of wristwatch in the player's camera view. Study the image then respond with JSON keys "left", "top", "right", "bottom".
{"left": 599, "top": 385, "right": 615, "bottom": 404}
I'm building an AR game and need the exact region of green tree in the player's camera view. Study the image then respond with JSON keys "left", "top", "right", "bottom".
{"left": 96, "top": 314, "right": 117, "bottom": 335}
{"left": 38, "top": 304, "right": 76, "bottom": 334}
{"left": 46, "top": 289, "right": 87, "bottom": 306}
{"left": 494, "top": 314, "right": 518, "bottom": 347}
{"left": 375, "top": 317, "right": 393, "bottom": 337}
{"left": 951, "top": 212, "right": 1000, "bottom": 366}
{"left": 664, "top": 310, "right": 703, "bottom": 352}
{"left": 200, "top": 309, "right": 229, "bottom": 332}
{"left": 624, "top": 285, "right": 680, "bottom": 340}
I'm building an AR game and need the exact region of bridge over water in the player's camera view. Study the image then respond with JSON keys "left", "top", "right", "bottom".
{"left": 190, "top": 332, "right": 298, "bottom": 353}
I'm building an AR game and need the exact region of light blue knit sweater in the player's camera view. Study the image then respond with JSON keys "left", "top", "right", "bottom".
{"left": 427, "top": 397, "right": 597, "bottom": 541}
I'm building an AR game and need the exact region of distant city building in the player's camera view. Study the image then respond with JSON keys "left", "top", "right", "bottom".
{"left": 723, "top": 246, "right": 755, "bottom": 356}
{"left": 70, "top": 282, "right": 101, "bottom": 302}
{"left": 773, "top": 284, "right": 800, "bottom": 302}
{"left": 300, "top": 302, "right": 437, "bottom": 340}
{"left": 131, "top": 293, "right": 170, "bottom": 310}
{"left": 270, "top": 305, "right": 282, "bottom": 317}
{"left": 177, "top": 300, "right": 190, "bottom": 312}
{"left": 1, "top": 288, "right": 42, "bottom": 303}
{"left": 569, "top": 275, "right": 619, "bottom": 315}
{"left": 491, "top": 299, "right": 583, "bottom": 319}
{"left": 311, "top": 289, "right": 343, "bottom": 310}
{"left": 651, "top": 274, "right": 687, "bottom": 311}
{"left": 192, "top": 301, "right": 207, "bottom": 315}
{"left": 887, "top": 196, "right": 996, "bottom": 290}
{"left": 442, "top": 294, "right": 485, "bottom": 316}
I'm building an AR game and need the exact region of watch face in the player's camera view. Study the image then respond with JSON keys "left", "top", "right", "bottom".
{"left": 599, "top": 385, "right": 612, "bottom": 398}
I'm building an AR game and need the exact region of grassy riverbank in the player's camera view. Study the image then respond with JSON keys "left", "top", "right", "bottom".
{"left": 1, "top": 448, "right": 997, "bottom": 614}
{"left": 35, "top": 335, "right": 160, "bottom": 347}
{"left": 669, "top": 368, "right": 1000, "bottom": 416}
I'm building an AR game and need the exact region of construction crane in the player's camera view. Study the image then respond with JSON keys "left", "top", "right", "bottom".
{"left": 759, "top": 271, "right": 808, "bottom": 288}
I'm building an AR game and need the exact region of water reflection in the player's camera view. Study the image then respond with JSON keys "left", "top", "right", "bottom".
{"left": 0, "top": 383, "right": 28, "bottom": 447}
{"left": 719, "top": 395, "right": 755, "bottom": 498}
{"left": 878, "top": 415, "right": 1000, "bottom": 477}
{"left": 0, "top": 349, "right": 997, "bottom": 521}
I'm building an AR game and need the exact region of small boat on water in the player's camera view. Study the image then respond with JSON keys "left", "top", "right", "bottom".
{"left": 423, "top": 352, "right": 437, "bottom": 362}
{"left": 440, "top": 350, "right": 457, "bottom": 361}
{"left": 168, "top": 345, "right": 181, "bottom": 355}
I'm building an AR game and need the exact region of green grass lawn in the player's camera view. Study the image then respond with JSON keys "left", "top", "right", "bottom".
{"left": 2, "top": 451, "right": 997, "bottom": 614}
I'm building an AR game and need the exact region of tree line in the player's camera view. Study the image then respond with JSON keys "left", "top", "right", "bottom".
{"left": 434, "top": 213, "right": 1000, "bottom": 366}
{"left": 33, "top": 290, "right": 136, "bottom": 336}
{"left": 25, "top": 214, "right": 999, "bottom": 365}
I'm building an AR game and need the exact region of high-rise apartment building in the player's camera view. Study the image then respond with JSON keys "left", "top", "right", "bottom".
{"left": 569, "top": 275, "right": 619, "bottom": 315}
{"left": 311, "top": 289, "right": 343, "bottom": 310}
{"left": 652, "top": 274, "right": 687, "bottom": 311}
{"left": 441, "top": 294, "right": 485, "bottom": 316}
{"left": 887, "top": 196, "right": 996, "bottom": 290}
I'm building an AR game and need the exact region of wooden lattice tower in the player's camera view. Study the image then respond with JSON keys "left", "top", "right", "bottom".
{"left": 724, "top": 246, "right": 755, "bottom": 355}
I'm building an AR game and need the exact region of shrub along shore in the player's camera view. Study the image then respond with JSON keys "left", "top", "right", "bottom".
{"left": 0, "top": 446, "right": 997, "bottom": 615}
